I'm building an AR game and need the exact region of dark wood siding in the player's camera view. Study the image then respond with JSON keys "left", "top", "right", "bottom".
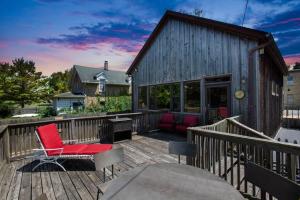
{"left": 132, "top": 19, "right": 260, "bottom": 125}
{"left": 260, "top": 53, "right": 283, "bottom": 136}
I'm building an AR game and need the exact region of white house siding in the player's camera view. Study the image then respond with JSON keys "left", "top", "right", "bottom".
{"left": 54, "top": 98, "right": 85, "bottom": 111}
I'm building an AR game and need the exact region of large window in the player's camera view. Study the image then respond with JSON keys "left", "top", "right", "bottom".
{"left": 149, "top": 85, "right": 170, "bottom": 110}
{"left": 170, "top": 83, "right": 180, "bottom": 112}
{"left": 287, "top": 75, "right": 294, "bottom": 86}
{"left": 184, "top": 81, "right": 200, "bottom": 113}
{"left": 149, "top": 83, "right": 180, "bottom": 111}
{"left": 287, "top": 94, "right": 294, "bottom": 105}
{"left": 138, "top": 86, "right": 147, "bottom": 109}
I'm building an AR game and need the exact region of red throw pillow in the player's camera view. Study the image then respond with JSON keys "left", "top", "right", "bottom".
{"left": 160, "top": 113, "right": 175, "bottom": 124}
{"left": 183, "top": 115, "right": 198, "bottom": 127}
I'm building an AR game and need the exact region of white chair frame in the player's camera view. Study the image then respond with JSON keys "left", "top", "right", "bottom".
{"left": 32, "top": 131, "right": 94, "bottom": 172}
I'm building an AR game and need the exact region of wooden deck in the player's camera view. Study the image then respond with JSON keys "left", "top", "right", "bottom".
{"left": 0, "top": 131, "right": 186, "bottom": 200}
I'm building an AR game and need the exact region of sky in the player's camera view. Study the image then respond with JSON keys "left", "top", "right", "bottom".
{"left": 0, "top": 0, "right": 299, "bottom": 76}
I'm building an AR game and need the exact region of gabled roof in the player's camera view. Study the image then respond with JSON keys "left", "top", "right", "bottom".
{"left": 73, "top": 65, "right": 130, "bottom": 85}
{"left": 126, "top": 10, "right": 287, "bottom": 75}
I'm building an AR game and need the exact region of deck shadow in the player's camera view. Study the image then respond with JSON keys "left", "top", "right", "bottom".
{"left": 140, "top": 130, "right": 186, "bottom": 142}
{"left": 18, "top": 158, "right": 96, "bottom": 172}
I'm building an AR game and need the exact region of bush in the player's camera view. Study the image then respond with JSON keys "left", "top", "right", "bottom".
{"left": 0, "top": 103, "right": 14, "bottom": 118}
{"left": 85, "top": 96, "right": 131, "bottom": 113}
{"left": 38, "top": 106, "right": 57, "bottom": 117}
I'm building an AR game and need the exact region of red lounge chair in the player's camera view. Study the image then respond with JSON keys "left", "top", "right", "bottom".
{"left": 33, "top": 123, "right": 112, "bottom": 171}
{"left": 158, "top": 113, "right": 175, "bottom": 132}
{"left": 175, "top": 115, "right": 199, "bottom": 133}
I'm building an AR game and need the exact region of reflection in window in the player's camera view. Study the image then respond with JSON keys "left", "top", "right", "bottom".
{"left": 170, "top": 83, "right": 180, "bottom": 112}
{"left": 149, "top": 85, "right": 170, "bottom": 109}
{"left": 138, "top": 86, "right": 147, "bottom": 109}
{"left": 149, "top": 83, "right": 181, "bottom": 111}
{"left": 184, "top": 81, "right": 200, "bottom": 113}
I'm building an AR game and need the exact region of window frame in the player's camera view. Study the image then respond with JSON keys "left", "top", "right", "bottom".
{"left": 287, "top": 75, "right": 294, "bottom": 86}
{"left": 138, "top": 86, "right": 148, "bottom": 109}
{"left": 183, "top": 80, "right": 201, "bottom": 113}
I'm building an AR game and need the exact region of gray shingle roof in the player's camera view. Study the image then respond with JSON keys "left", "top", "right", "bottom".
{"left": 54, "top": 92, "right": 85, "bottom": 98}
{"left": 73, "top": 65, "right": 130, "bottom": 85}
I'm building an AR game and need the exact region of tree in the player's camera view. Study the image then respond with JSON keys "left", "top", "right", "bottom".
{"left": 4, "top": 58, "right": 47, "bottom": 108}
{"left": 49, "top": 70, "right": 71, "bottom": 95}
{"left": 0, "top": 62, "right": 13, "bottom": 102}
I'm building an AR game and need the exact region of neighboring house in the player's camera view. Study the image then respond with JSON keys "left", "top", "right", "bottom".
{"left": 127, "top": 11, "right": 287, "bottom": 136}
{"left": 283, "top": 63, "right": 300, "bottom": 107}
{"left": 53, "top": 92, "right": 85, "bottom": 111}
{"left": 69, "top": 61, "right": 130, "bottom": 106}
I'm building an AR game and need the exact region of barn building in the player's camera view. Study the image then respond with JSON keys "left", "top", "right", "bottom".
{"left": 127, "top": 11, "right": 287, "bottom": 136}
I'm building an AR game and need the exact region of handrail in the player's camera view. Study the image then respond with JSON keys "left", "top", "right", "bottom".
{"left": 0, "top": 125, "right": 9, "bottom": 163}
{"left": 188, "top": 126, "right": 300, "bottom": 154}
{"left": 3, "top": 111, "right": 163, "bottom": 162}
{"left": 7, "top": 112, "right": 144, "bottom": 127}
{"left": 187, "top": 124, "right": 300, "bottom": 200}
{"left": 227, "top": 118, "right": 273, "bottom": 140}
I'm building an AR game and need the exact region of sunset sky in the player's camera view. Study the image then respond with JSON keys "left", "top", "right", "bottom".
{"left": 0, "top": 0, "right": 299, "bottom": 76}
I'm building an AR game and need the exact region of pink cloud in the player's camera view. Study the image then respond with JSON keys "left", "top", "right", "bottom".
{"left": 0, "top": 41, "right": 8, "bottom": 48}
{"left": 261, "top": 18, "right": 300, "bottom": 28}
{"left": 284, "top": 54, "right": 300, "bottom": 65}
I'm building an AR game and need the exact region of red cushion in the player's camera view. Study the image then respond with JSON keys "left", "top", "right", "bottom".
{"left": 61, "top": 144, "right": 88, "bottom": 155}
{"left": 175, "top": 125, "right": 187, "bottom": 133}
{"left": 160, "top": 113, "right": 175, "bottom": 124}
{"left": 158, "top": 123, "right": 173, "bottom": 131}
{"left": 183, "top": 115, "right": 199, "bottom": 126}
{"left": 36, "top": 124, "right": 63, "bottom": 155}
{"left": 79, "top": 144, "right": 112, "bottom": 154}
{"left": 218, "top": 107, "right": 229, "bottom": 118}
{"left": 48, "top": 144, "right": 113, "bottom": 156}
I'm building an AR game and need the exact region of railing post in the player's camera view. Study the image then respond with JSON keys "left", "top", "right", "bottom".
{"left": 287, "top": 153, "right": 296, "bottom": 181}
{"left": 4, "top": 127, "right": 10, "bottom": 163}
{"left": 186, "top": 130, "right": 193, "bottom": 166}
{"left": 71, "top": 119, "right": 77, "bottom": 140}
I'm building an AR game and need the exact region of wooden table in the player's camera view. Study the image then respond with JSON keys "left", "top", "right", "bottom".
{"left": 101, "top": 163, "right": 244, "bottom": 200}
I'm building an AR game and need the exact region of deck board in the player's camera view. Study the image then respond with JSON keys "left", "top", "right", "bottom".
{"left": 0, "top": 131, "right": 243, "bottom": 200}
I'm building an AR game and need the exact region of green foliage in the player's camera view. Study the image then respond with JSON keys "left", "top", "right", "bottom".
{"left": 38, "top": 106, "right": 57, "bottom": 118}
{"left": 0, "top": 102, "right": 15, "bottom": 118}
{"left": 49, "top": 70, "right": 71, "bottom": 95}
{"left": 0, "top": 58, "right": 49, "bottom": 108}
{"left": 85, "top": 96, "right": 131, "bottom": 113}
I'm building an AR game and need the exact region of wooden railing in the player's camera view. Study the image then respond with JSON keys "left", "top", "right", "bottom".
{"left": 187, "top": 121, "right": 300, "bottom": 199}
{"left": 0, "top": 125, "right": 9, "bottom": 163}
{"left": 200, "top": 116, "right": 273, "bottom": 140}
{"left": 3, "top": 111, "right": 163, "bottom": 162}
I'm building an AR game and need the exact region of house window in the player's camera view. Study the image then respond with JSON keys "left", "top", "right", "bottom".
{"left": 148, "top": 83, "right": 181, "bottom": 111}
{"left": 149, "top": 85, "right": 170, "bottom": 110}
{"left": 138, "top": 86, "right": 147, "bottom": 109}
{"left": 287, "top": 94, "right": 294, "bottom": 105}
{"left": 99, "top": 79, "right": 106, "bottom": 93}
{"left": 184, "top": 81, "right": 200, "bottom": 113}
{"left": 170, "top": 83, "right": 180, "bottom": 112}
{"left": 287, "top": 75, "right": 294, "bottom": 86}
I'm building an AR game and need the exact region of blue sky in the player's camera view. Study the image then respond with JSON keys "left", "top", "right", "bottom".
{"left": 0, "top": 0, "right": 299, "bottom": 75}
